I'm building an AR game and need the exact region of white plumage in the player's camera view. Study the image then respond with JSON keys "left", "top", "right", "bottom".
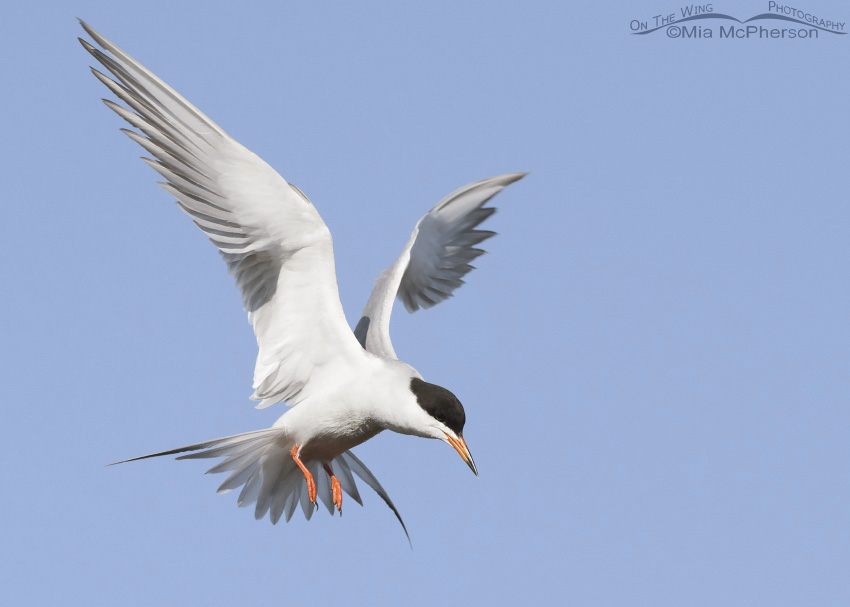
{"left": 81, "top": 20, "right": 525, "bottom": 537}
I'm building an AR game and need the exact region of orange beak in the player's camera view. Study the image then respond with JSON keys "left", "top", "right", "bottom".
{"left": 444, "top": 433, "right": 478, "bottom": 477}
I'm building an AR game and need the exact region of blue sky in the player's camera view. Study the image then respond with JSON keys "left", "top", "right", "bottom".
{"left": 2, "top": 1, "right": 849, "bottom": 605}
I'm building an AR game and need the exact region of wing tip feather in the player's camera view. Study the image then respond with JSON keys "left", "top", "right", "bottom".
{"left": 78, "top": 36, "right": 95, "bottom": 54}
{"left": 501, "top": 171, "right": 528, "bottom": 185}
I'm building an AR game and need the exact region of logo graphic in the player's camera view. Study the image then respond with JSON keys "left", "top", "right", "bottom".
{"left": 630, "top": 3, "right": 846, "bottom": 39}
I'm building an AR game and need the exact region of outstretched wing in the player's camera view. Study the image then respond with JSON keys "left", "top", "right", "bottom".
{"left": 354, "top": 173, "right": 526, "bottom": 359}
{"left": 80, "top": 22, "right": 366, "bottom": 408}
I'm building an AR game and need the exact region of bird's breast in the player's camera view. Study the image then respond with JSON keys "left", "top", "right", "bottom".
{"left": 299, "top": 421, "right": 384, "bottom": 462}
{"left": 277, "top": 398, "right": 385, "bottom": 462}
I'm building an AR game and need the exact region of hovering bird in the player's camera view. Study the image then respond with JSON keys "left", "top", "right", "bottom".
{"left": 80, "top": 21, "right": 525, "bottom": 535}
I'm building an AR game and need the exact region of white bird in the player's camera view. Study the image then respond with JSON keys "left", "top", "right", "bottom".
{"left": 80, "top": 21, "right": 525, "bottom": 536}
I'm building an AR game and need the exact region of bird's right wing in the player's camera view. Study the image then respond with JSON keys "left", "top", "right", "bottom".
{"left": 80, "top": 22, "right": 366, "bottom": 408}
{"left": 354, "top": 173, "right": 525, "bottom": 359}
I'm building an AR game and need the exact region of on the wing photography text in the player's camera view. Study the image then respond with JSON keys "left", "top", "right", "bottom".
{"left": 629, "top": 2, "right": 846, "bottom": 39}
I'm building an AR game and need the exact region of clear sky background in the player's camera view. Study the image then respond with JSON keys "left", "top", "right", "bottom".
{"left": 2, "top": 1, "right": 849, "bottom": 605}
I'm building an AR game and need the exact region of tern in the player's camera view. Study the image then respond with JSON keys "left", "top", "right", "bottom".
{"left": 80, "top": 21, "right": 525, "bottom": 535}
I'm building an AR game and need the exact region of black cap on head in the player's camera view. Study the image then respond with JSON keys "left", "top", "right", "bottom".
{"left": 410, "top": 378, "right": 466, "bottom": 435}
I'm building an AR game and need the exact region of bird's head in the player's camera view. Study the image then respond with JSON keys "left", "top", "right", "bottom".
{"left": 407, "top": 377, "right": 478, "bottom": 477}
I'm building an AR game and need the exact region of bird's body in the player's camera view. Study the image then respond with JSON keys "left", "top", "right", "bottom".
{"left": 274, "top": 358, "right": 418, "bottom": 461}
{"left": 80, "top": 20, "right": 524, "bottom": 535}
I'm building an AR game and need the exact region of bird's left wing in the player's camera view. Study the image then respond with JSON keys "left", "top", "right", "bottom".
{"left": 354, "top": 173, "right": 525, "bottom": 359}
{"left": 80, "top": 22, "right": 367, "bottom": 408}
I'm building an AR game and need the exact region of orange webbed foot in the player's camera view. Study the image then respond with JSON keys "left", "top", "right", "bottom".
{"left": 291, "top": 446, "right": 317, "bottom": 507}
{"left": 323, "top": 464, "right": 343, "bottom": 514}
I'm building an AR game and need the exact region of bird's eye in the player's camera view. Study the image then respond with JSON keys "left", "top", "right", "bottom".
{"left": 435, "top": 413, "right": 446, "bottom": 423}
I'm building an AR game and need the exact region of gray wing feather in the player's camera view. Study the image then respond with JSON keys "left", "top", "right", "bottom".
{"left": 357, "top": 173, "right": 526, "bottom": 359}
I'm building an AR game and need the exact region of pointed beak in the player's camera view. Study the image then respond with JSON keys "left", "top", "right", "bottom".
{"left": 444, "top": 432, "right": 478, "bottom": 477}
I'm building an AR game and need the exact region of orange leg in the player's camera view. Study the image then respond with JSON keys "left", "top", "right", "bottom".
{"left": 323, "top": 464, "right": 343, "bottom": 514}
{"left": 291, "top": 446, "right": 317, "bottom": 506}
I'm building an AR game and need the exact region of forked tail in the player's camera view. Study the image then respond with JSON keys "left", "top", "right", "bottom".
{"left": 111, "top": 428, "right": 409, "bottom": 541}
